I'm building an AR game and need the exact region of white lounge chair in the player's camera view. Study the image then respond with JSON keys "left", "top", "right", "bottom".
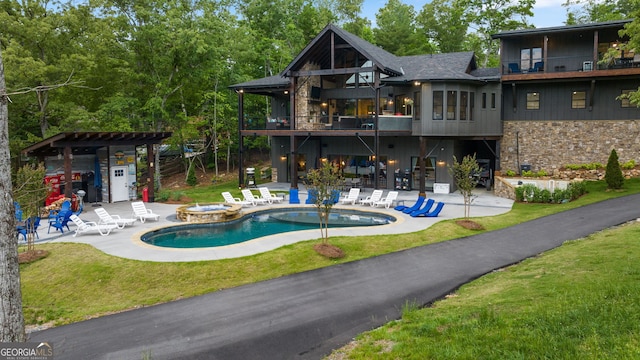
{"left": 258, "top": 187, "right": 284, "bottom": 203}
{"left": 241, "top": 189, "right": 268, "bottom": 206}
{"left": 222, "top": 192, "right": 251, "bottom": 207}
{"left": 70, "top": 214, "right": 118, "bottom": 237}
{"left": 94, "top": 208, "right": 136, "bottom": 229}
{"left": 359, "top": 189, "right": 384, "bottom": 206}
{"left": 373, "top": 191, "right": 399, "bottom": 208}
{"left": 339, "top": 188, "right": 360, "bottom": 205}
{"left": 131, "top": 201, "right": 160, "bottom": 223}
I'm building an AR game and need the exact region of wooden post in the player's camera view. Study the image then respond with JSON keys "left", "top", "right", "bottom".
{"left": 63, "top": 146, "right": 73, "bottom": 198}
{"left": 146, "top": 143, "right": 155, "bottom": 202}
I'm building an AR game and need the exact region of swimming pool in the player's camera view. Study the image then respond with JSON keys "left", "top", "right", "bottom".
{"left": 141, "top": 208, "right": 396, "bottom": 249}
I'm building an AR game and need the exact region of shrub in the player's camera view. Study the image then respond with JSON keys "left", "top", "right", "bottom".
{"left": 515, "top": 181, "right": 586, "bottom": 203}
{"left": 552, "top": 188, "right": 570, "bottom": 203}
{"left": 621, "top": 159, "right": 636, "bottom": 170}
{"left": 521, "top": 170, "right": 534, "bottom": 177}
{"left": 567, "top": 181, "right": 588, "bottom": 200}
{"left": 186, "top": 163, "right": 197, "bottom": 186}
{"left": 536, "top": 170, "right": 548, "bottom": 177}
{"left": 605, "top": 149, "right": 624, "bottom": 189}
{"left": 515, "top": 184, "right": 538, "bottom": 202}
{"left": 564, "top": 162, "right": 604, "bottom": 170}
{"left": 156, "top": 189, "right": 171, "bottom": 202}
{"left": 170, "top": 191, "right": 185, "bottom": 201}
{"left": 505, "top": 170, "right": 516, "bottom": 177}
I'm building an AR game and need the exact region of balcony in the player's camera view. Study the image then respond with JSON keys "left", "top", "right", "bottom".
{"left": 500, "top": 54, "right": 640, "bottom": 81}
{"left": 244, "top": 115, "right": 413, "bottom": 134}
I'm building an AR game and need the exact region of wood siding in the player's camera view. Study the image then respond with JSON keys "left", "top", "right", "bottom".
{"left": 503, "top": 79, "right": 640, "bottom": 121}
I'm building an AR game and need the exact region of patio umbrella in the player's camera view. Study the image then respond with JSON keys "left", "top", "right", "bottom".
{"left": 93, "top": 155, "right": 102, "bottom": 205}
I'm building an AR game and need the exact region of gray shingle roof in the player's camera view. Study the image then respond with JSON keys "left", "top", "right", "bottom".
{"left": 231, "top": 75, "right": 289, "bottom": 89}
{"left": 231, "top": 25, "right": 493, "bottom": 89}
{"left": 383, "top": 52, "right": 482, "bottom": 83}
{"left": 492, "top": 19, "right": 631, "bottom": 39}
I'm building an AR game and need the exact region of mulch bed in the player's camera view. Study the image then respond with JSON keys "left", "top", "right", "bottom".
{"left": 456, "top": 219, "right": 486, "bottom": 231}
{"left": 18, "top": 250, "right": 50, "bottom": 264}
{"left": 314, "top": 243, "right": 345, "bottom": 259}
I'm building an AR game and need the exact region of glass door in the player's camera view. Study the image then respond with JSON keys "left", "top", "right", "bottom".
{"left": 411, "top": 156, "right": 436, "bottom": 191}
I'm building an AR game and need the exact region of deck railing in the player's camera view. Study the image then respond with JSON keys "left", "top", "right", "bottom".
{"left": 500, "top": 54, "right": 640, "bottom": 75}
{"left": 245, "top": 115, "right": 413, "bottom": 131}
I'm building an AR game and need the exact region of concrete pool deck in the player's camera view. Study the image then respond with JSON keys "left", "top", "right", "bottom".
{"left": 33, "top": 184, "right": 514, "bottom": 262}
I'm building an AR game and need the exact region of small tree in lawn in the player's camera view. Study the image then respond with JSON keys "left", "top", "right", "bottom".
{"left": 186, "top": 161, "right": 198, "bottom": 186}
{"left": 449, "top": 154, "right": 481, "bottom": 219}
{"left": 306, "top": 161, "right": 344, "bottom": 258}
{"left": 605, "top": 148, "right": 624, "bottom": 190}
{"left": 13, "top": 163, "right": 50, "bottom": 253}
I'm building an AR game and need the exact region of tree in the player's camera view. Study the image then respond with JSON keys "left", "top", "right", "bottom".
{"left": 374, "top": 0, "right": 426, "bottom": 55}
{"left": 305, "top": 161, "right": 345, "bottom": 258}
{"left": 186, "top": 161, "right": 198, "bottom": 186}
{"left": 13, "top": 164, "right": 50, "bottom": 252}
{"left": 0, "top": 44, "right": 26, "bottom": 342}
{"left": 449, "top": 154, "right": 481, "bottom": 219}
{"left": 461, "top": 0, "right": 535, "bottom": 67}
{"left": 563, "top": 0, "right": 636, "bottom": 24}
{"left": 416, "top": 0, "right": 469, "bottom": 53}
{"left": 605, "top": 149, "right": 624, "bottom": 190}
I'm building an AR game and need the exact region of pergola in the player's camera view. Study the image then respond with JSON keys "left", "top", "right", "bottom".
{"left": 21, "top": 132, "right": 172, "bottom": 202}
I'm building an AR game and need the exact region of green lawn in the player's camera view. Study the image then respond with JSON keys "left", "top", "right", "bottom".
{"left": 326, "top": 220, "right": 640, "bottom": 359}
{"left": 20, "top": 178, "right": 640, "bottom": 344}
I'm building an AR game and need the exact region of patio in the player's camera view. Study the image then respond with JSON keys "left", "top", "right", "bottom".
{"left": 27, "top": 184, "right": 513, "bottom": 262}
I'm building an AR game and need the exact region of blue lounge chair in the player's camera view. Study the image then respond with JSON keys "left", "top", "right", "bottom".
{"left": 408, "top": 199, "right": 434, "bottom": 216}
{"left": 395, "top": 196, "right": 423, "bottom": 211}
{"left": 411, "top": 201, "right": 445, "bottom": 218}
{"left": 323, "top": 190, "right": 341, "bottom": 205}
{"left": 305, "top": 189, "right": 318, "bottom": 204}
{"left": 404, "top": 198, "right": 433, "bottom": 215}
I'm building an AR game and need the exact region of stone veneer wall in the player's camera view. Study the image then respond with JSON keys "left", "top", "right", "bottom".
{"left": 295, "top": 63, "right": 322, "bottom": 131}
{"left": 501, "top": 120, "right": 640, "bottom": 174}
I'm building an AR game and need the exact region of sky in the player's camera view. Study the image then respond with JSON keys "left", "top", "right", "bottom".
{"left": 361, "top": 0, "right": 569, "bottom": 29}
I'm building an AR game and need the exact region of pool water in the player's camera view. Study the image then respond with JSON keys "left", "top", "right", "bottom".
{"left": 141, "top": 208, "right": 395, "bottom": 248}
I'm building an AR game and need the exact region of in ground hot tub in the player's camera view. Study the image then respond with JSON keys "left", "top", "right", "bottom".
{"left": 175, "top": 203, "right": 242, "bottom": 223}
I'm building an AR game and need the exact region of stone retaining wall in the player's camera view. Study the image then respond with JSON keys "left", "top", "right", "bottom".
{"left": 501, "top": 120, "right": 640, "bottom": 174}
{"left": 494, "top": 168, "right": 640, "bottom": 201}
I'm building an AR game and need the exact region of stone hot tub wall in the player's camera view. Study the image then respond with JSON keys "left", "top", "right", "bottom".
{"left": 501, "top": 120, "right": 640, "bottom": 174}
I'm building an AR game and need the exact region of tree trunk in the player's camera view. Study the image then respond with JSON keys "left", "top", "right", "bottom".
{"left": 0, "top": 47, "right": 26, "bottom": 342}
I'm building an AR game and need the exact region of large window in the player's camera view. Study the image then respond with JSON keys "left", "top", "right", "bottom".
{"left": 521, "top": 47, "right": 542, "bottom": 71}
{"left": 469, "top": 92, "right": 475, "bottom": 121}
{"left": 571, "top": 91, "right": 586, "bottom": 109}
{"left": 447, "top": 90, "right": 457, "bottom": 120}
{"left": 433, "top": 91, "right": 443, "bottom": 120}
{"left": 526, "top": 92, "right": 540, "bottom": 110}
{"left": 414, "top": 91, "right": 421, "bottom": 121}
{"left": 459, "top": 91, "right": 468, "bottom": 120}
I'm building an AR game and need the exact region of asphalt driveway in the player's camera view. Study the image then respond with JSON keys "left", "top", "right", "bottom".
{"left": 29, "top": 193, "right": 640, "bottom": 359}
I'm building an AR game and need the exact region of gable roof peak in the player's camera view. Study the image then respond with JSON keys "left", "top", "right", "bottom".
{"left": 280, "top": 23, "right": 403, "bottom": 77}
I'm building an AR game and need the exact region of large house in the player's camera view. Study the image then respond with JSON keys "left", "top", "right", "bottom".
{"left": 231, "top": 20, "right": 640, "bottom": 194}
{"left": 231, "top": 24, "right": 501, "bottom": 194}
